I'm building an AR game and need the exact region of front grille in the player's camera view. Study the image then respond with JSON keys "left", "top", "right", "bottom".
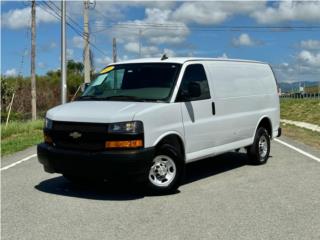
{"left": 50, "top": 121, "right": 108, "bottom": 151}
{"left": 53, "top": 122, "right": 107, "bottom": 132}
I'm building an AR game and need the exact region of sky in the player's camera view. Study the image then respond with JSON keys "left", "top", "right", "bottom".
{"left": 1, "top": 0, "right": 320, "bottom": 83}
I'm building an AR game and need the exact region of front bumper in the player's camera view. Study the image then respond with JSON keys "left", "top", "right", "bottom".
{"left": 37, "top": 143, "right": 155, "bottom": 179}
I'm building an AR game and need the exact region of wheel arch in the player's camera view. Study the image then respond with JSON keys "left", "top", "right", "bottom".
{"left": 255, "top": 116, "right": 273, "bottom": 138}
{"left": 153, "top": 132, "right": 186, "bottom": 162}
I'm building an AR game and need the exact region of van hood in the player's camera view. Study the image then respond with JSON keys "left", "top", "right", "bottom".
{"left": 46, "top": 101, "right": 161, "bottom": 123}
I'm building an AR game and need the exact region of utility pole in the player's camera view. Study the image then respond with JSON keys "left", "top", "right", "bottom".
{"left": 61, "top": 0, "right": 67, "bottom": 104}
{"left": 83, "top": 0, "right": 91, "bottom": 83}
{"left": 112, "top": 37, "right": 117, "bottom": 63}
{"left": 31, "top": 0, "right": 37, "bottom": 120}
{"left": 138, "top": 29, "right": 142, "bottom": 58}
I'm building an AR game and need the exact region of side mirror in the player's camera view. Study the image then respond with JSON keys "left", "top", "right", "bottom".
{"left": 188, "top": 82, "right": 201, "bottom": 98}
{"left": 81, "top": 83, "right": 90, "bottom": 92}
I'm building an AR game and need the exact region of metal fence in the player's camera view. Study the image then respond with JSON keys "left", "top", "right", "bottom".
{"left": 280, "top": 93, "right": 320, "bottom": 99}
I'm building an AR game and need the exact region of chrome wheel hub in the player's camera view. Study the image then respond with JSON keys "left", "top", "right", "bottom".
{"left": 258, "top": 135, "right": 268, "bottom": 158}
{"left": 149, "top": 155, "right": 176, "bottom": 187}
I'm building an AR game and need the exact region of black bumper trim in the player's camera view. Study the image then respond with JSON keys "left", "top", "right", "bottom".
{"left": 37, "top": 143, "right": 155, "bottom": 179}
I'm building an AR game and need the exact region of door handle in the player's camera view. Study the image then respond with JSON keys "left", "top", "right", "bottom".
{"left": 212, "top": 102, "right": 215, "bottom": 115}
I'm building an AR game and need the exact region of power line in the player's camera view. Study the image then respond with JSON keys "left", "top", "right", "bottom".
{"left": 37, "top": 1, "right": 107, "bottom": 56}
{"left": 48, "top": 1, "right": 84, "bottom": 32}
{"left": 94, "top": 22, "right": 320, "bottom": 29}
{"left": 92, "top": 22, "right": 320, "bottom": 33}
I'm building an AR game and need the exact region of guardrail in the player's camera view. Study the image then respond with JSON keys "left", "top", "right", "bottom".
{"left": 280, "top": 93, "right": 320, "bottom": 99}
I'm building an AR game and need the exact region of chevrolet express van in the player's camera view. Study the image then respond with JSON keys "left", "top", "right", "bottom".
{"left": 38, "top": 57, "right": 281, "bottom": 193}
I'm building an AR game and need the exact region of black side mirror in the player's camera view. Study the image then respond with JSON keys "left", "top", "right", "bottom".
{"left": 81, "top": 83, "right": 90, "bottom": 92}
{"left": 188, "top": 82, "right": 201, "bottom": 98}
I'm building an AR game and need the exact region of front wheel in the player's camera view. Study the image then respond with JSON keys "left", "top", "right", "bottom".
{"left": 146, "top": 144, "right": 185, "bottom": 194}
{"left": 247, "top": 128, "right": 270, "bottom": 165}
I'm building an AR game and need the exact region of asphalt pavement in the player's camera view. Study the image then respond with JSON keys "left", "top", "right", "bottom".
{"left": 1, "top": 137, "right": 320, "bottom": 240}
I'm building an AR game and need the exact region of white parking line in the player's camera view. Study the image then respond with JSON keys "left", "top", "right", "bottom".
{"left": 275, "top": 138, "right": 320, "bottom": 163}
{"left": 1, "top": 154, "right": 37, "bottom": 171}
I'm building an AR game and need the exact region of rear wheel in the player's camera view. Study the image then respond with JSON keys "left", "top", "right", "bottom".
{"left": 247, "top": 127, "right": 270, "bottom": 165}
{"left": 146, "top": 144, "right": 184, "bottom": 194}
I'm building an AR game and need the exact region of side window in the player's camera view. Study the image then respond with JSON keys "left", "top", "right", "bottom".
{"left": 176, "top": 64, "right": 210, "bottom": 101}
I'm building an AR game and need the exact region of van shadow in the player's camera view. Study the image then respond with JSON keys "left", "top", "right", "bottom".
{"left": 35, "top": 152, "right": 250, "bottom": 201}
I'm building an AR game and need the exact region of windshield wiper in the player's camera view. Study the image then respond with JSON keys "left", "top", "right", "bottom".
{"left": 104, "top": 95, "right": 145, "bottom": 101}
{"left": 78, "top": 95, "right": 103, "bottom": 100}
{"left": 78, "top": 95, "right": 159, "bottom": 102}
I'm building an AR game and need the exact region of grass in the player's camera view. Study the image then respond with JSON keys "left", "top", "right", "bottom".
{"left": 280, "top": 99, "right": 320, "bottom": 125}
{"left": 281, "top": 123, "right": 320, "bottom": 150}
{"left": 1, "top": 119, "right": 43, "bottom": 156}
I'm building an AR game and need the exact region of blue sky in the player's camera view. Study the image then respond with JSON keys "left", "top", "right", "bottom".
{"left": 1, "top": 1, "right": 320, "bottom": 83}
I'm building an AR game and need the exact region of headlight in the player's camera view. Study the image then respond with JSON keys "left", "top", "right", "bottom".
{"left": 108, "top": 121, "right": 143, "bottom": 134}
{"left": 44, "top": 118, "right": 53, "bottom": 129}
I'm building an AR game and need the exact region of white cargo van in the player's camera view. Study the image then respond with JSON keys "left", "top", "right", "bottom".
{"left": 38, "top": 57, "right": 281, "bottom": 193}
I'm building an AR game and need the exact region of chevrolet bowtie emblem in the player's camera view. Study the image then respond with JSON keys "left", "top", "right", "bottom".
{"left": 69, "top": 131, "right": 82, "bottom": 139}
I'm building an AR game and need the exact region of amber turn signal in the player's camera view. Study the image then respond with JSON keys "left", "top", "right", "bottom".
{"left": 44, "top": 132, "right": 53, "bottom": 144}
{"left": 105, "top": 140, "right": 143, "bottom": 149}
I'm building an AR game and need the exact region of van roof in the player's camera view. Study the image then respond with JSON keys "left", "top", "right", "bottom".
{"left": 112, "top": 57, "right": 266, "bottom": 65}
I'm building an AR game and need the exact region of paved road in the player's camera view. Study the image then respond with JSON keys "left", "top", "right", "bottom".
{"left": 2, "top": 137, "right": 320, "bottom": 240}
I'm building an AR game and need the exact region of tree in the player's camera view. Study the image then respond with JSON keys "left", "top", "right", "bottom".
{"left": 67, "top": 60, "right": 84, "bottom": 74}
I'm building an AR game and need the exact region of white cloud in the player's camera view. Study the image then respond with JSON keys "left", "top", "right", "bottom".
{"left": 282, "top": 62, "right": 289, "bottom": 68}
{"left": 66, "top": 49, "right": 74, "bottom": 60}
{"left": 276, "top": 63, "right": 319, "bottom": 83}
{"left": 72, "top": 36, "right": 83, "bottom": 49}
{"left": 300, "top": 40, "right": 320, "bottom": 50}
{"left": 124, "top": 41, "right": 176, "bottom": 58}
{"left": 4, "top": 68, "right": 17, "bottom": 76}
{"left": 298, "top": 50, "right": 320, "bottom": 67}
{"left": 67, "top": 1, "right": 124, "bottom": 20}
{"left": 127, "top": 1, "right": 177, "bottom": 10}
{"left": 121, "top": 55, "right": 129, "bottom": 61}
{"left": 110, "top": 8, "right": 189, "bottom": 45}
{"left": 163, "top": 48, "right": 176, "bottom": 57}
{"left": 38, "top": 62, "right": 46, "bottom": 69}
{"left": 49, "top": 42, "right": 56, "bottom": 49}
{"left": 124, "top": 42, "right": 140, "bottom": 53}
{"left": 95, "top": 56, "right": 112, "bottom": 66}
{"left": 1, "top": 6, "right": 58, "bottom": 29}
{"left": 173, "top": 1, "right": 265, "bottom": 25}
{"left": 217, "top": 53, "right": 229, "bottom": 59}
{"left": 40, "top": 41, "right": 57, "bottom": 52}
{"left": 124, "top": 41, "right": 159, "bottom": 57}
{"left": 232, "top": 33, "right": 260, "bottom": 47}
{"left": 95, "top": 55, "right": 130, "bottom": 67}
{"left": 251, "top": 1, "right": 320, "bottom": 24}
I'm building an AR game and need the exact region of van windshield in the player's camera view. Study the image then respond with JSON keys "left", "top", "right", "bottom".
{"left": 79, "top": 63, "right": 181, "bottom": 102}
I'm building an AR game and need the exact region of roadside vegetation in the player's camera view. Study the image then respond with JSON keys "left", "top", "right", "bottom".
{"left": 280, "top": 99, "right": 320, "bottom": 125}
{"left": 280, "top": 99, "right": 319, "bottom": 149}
{"left": 1, "top": 120, "right": 43, "bottom": 156}
{"left": 1, "top": 60, "right": 87, "bottom": 122}
{"left": 281, "top": 123, "right": 320, "bottom": 150}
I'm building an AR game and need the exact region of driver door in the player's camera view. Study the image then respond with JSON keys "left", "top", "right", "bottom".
{"left": 176, "top": 63, "right": 216, "bottom": 161}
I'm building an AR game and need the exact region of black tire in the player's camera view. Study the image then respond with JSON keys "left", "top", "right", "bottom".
{"left": 247, "top": 127, "right": 270, "bottom": 165}
{"left": 146, "top": 144, "right": 185, "bottom": 194}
